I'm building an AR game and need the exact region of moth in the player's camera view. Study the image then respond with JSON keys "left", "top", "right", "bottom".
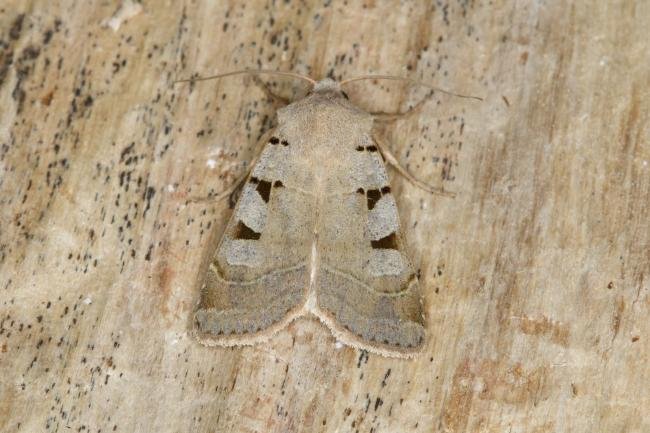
{"left": 183, "top": 71, "right": 474, "bottom": 358}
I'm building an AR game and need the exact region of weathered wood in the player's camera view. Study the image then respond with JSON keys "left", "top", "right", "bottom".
{"left": 1, "top": 1, "right": 648, "bottom": 432}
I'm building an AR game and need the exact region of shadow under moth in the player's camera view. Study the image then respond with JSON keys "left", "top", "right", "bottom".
{"left": 185, "top": 71, "right": 473, "bottom": 358}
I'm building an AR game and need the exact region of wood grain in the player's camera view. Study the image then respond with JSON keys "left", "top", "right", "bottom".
{"left": 1, "top": 1, "right": 648, "bottom": 432}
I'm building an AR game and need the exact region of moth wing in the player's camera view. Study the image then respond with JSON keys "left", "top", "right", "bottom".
{"left": 194, "top": 133, "right": 314, "bottom": 346}
{"left": 314, "top": 136, "right": 425, "bottom": 357}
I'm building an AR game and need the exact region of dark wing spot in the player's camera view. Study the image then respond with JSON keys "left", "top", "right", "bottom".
{"left": 381, "top": 186, "right": 391, "bottom": 194}
{"left": 371, "top": 232, "right": 398, "bottom": 249}
{"left": 280, "top": 139, "right": 289, "bottom": 146}
{"left": 366, "top": 145, "right": 378, "bottom": 152}
{"left": 273, "top": 180, "right": 284, "bottom": 188}
{"left": 356, "top": 146, "right": 364, "bottom": 151}
{"left": 270, "top": 137, "right": 280, "bottom": 144}
{"left": 250, "top": 177, "right": 259, "bottom": 184}
{"left": 234, "top": 221, "right": 261, "bottom": 240}
{"left": 341, "top": 90, "right": 350, "bottom": 100}
{"left": 228, "top": 181, "right": 245, "bottom": 209}
{"left": 366, "top": 189, "right": 381, "bottom": 210}
{"left": 356, "top": 187, "right": 365, "bottom": 195}
{"left": 256, "top": 179, "right": 272, "bottom": 202}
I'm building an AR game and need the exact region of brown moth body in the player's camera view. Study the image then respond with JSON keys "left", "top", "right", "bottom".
{"left": 194, "top": 78, "right": 425, "bottom": 358}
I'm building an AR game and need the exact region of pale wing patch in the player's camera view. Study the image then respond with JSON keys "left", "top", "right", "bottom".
{"left": 366, "top": 153, "right": 390, "bottom": 186}
{"left": 367, "top": 249, "right": 406, "bottom": 276}
{"left": 223, "top": 239, "right": 264, "bottom": 267}
{"left": 235, "top": 184, "right": 268, "bottom": 232}
{"left": 251, "top": 139, "right": 290, "bottom": 179}
{"left": 367, "top": 193, "right": 399, "bottom": 240}
{"left": 348, "top": 146, "right": 390, "bottom": 190}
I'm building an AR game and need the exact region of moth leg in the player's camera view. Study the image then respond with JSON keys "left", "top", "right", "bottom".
{"left": 185, "top": 175, "right": 247, "bottom": 205}
{"left": 250, "top": 75, "right": 290, "bottom": 107}
{"left": 373, "top": 133, "right": 456, "bottom": 198}
{"left": 186, "top": 128, "right": 277, "bottom": 204}
{"left": 370, "top": 90, "right": 433, "bottom": 123}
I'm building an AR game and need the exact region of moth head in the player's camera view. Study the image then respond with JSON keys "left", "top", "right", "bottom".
{"left": 312, "top": 78, "right": 349, "bottom": 100}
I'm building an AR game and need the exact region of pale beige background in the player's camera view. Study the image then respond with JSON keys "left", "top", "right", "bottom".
{"left": 0, "top": 1, "right": 648, "bottom": 432}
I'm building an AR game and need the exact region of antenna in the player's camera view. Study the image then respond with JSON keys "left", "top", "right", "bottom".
{"left": 340, "top": 74, "right": 483, "bottom": 101}
{"left": 173, "top": 69, "right": 317, "bottom": 86}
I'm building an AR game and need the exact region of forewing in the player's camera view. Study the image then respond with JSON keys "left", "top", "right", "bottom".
{"left": 194, "top": 133, "right": 314, "bottom": 345}
{"left": 314, "top": 134, "right": 425, "bottom": 357}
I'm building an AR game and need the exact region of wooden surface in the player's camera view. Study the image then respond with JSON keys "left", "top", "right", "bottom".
{"left": 1, "top": 1, "right": 648, "bottom": 432}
